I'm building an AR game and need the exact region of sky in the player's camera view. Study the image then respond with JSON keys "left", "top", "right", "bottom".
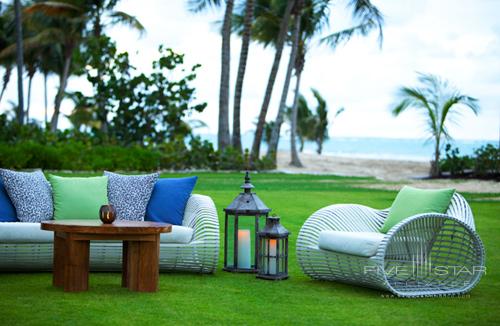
{"left": 1, "top": 0, "right": 499, "bottom": 140}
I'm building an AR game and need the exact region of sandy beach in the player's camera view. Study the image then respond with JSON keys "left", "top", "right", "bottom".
{"left": 276, "top": 151, "right": 500, "bottom": 194}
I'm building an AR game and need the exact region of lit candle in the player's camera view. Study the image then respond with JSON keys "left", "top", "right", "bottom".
{"left": 237, "top": 229, "right": 251, "bottom": 269}
{"left": 269, "top": 239, "right": 277, "bottom": 274}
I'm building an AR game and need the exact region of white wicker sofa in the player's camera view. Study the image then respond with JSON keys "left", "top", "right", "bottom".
{"left": 0, "top": 194, "right": 219, "bottom": 273}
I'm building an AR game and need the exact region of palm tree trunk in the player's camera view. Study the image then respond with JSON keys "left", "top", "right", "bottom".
{"left": 14, "top": 0, "right": 24, "bottom": 125}
{"left": 250, "top": 0, "right": 295, "bottom": 164}
{"left": 290, "top": 69, "right": 303, "bottom": 167}
{"left": 317, "top": 140, "right": 323, "bottom": 154}
{"left": 431, "top": 140, "right": 441, "bottom": 177}
{"left": 93, "top": 11, "right": 109, "bottom": 136}
{"left": 232, "top": 0, "right": 254, "bottom": 153}
{"left": 0, "top": 65, "right": 12, "bottom": 105}
{"left": 51, "top": 50, "right": 72, "bottom": 132}
{"left": 299, "top": 136, "right": 304, "bottom": 152}
{"left": 44, "top": 72, "right": 48, "bottom": 125}
{"left": 26, "top": 72, "right": 33, "bottom": 123}
{"left": 218, "top": 0, "right": 234, "bottom": 151}
{"left": 267, "top": 0, "right": 302, "bottom": 165}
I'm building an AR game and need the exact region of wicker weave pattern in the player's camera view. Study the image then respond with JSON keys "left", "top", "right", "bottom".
{"left": 0, "top": 194, "right": 219, "bottom": 273}
{"left": 296, "top": 193, "right": 485, "bottom": 297}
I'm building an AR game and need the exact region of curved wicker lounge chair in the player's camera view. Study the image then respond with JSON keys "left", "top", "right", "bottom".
{"left": 0, "top": 194, "right": 219, "bottom": 273}
{"left": 296, "top": 193, "right": 485, "bottom": 297}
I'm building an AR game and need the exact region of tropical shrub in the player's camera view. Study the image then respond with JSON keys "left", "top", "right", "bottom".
{"left": 439, "top": 144, "right": 474, "bottom": 177}
{"left": 474, "top": 144, "right": 500, "bottom": 178}
{"left": 440, "top": 143, "right": 499, "bottom": 179}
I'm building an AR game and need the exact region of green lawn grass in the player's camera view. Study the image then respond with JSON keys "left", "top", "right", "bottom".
{"left": 1, "top": 172, "right": 499, "bottom": 325}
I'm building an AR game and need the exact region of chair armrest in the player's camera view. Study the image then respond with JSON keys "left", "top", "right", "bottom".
{"left": 376, "top": 213, "right": 485, "bottom": 294}
{"left": 379, "top": 213, "right": 485, "bottom": 264}
{"left": 297, "top": 204, "right": 387, "bottom": 249}
{"left": 182, "top": 194, "right": 220, "bottom": 243}
{"left": 446, "top": 193, "right": 476, "bottom": 230}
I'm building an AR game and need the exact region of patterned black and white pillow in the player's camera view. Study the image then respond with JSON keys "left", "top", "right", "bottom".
{"left": 0, "top": 169, "right": 53, "bottom": 222}
{"left": 104, "top": 171, "right": 159, "bottom": 221}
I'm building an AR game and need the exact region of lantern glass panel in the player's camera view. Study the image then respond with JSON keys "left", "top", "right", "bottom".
{"left": 257, "top": 236, "right": 289, "bottom": 279}
{"left": 225, "top": 214, "right": 265, "bottom": 270}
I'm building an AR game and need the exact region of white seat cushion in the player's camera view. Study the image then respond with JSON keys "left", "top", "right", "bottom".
{"left": 0, "top": 222, "right": 53, "bottom": 243}
{"left": 0, "top": 223, "right": 194, "bottom": 244}
{"left": 318, "top": 230, "right": 385, "bottom": 257}
{"left": 160, "top": 225, "right": 193, "bottom": 244}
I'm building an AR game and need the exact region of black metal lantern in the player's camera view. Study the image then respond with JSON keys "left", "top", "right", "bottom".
{"left": 223, "top": 172, "right": 270, "bottom": 273}
{"left": 257, "top": 216, "right": 290, "bottom": 280}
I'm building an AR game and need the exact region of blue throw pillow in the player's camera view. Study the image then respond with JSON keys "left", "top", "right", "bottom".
{"left": 146, "top": 176, "right": 198, "bottom": 225}
{"left": 0, "top": 178, "right": 17, "bottom": 222}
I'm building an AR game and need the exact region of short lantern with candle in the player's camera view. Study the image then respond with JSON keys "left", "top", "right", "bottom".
{"left": 223, "top": 172, "right": 270, "bottom": 273}
{"left": 257, "top": 216, "right": 290, "bottom": 280}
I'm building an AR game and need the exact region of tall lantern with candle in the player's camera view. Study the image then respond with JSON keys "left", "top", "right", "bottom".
{"left": 257, "top": 216, "right": 290, "bottom": 280}
{"left": 223, "top": 172, "right": 270, "bottom": 272}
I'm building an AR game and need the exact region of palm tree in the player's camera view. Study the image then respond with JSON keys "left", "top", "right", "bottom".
{"left": 14, "top": 0, "right": 24, "bottom": 124}
{"left": 254, "top": 0, "right": 382, "bottom": 166}
{"left": 262, "top": 120, "right": 275, "bottom": 146}
{"left": 392, "top": 73, "right": 480, "bottom": 177}
{"left": 287, "top": 89, "right": 342, "bottom": 155}
{"left": 310, "top": 89, "right": 340, "bottom": 155}
{"left": 19, "top": 1, "right": 86, "bottom": 131}
{"left": 231, "top": 0, "right": 254, "bottom": 153}
{"left": 23, "top": 0, "right": 144, "bottom": 132}
{"left": 0, "top": 63, "right": 11, "bottom": 104}
{"left": 292, "top": 94, "right": 314, "bottom": 152}
{"left": 189, "top": 0, "right": 232, "bottom": 151}
{"left": 24, "top": 54, "right": 36, "bottom": 123}
{"left": 38, "top": 44, "right": 59, "bottom": 126}
{"left": 249, "top": 0, "right": 295, "bottom": 164}
{"left": 267, "top": 0, "right": 303, "bottom": 166}
{"left": 0, "top": 3, "right": 14, "bottom": 106}
{"left": 289, "top": 0, "right": 382, "bottom": 164}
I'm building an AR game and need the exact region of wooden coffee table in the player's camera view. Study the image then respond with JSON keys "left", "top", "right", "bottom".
{"left": 41, "top": 220, "right": 171, "bottom": 292}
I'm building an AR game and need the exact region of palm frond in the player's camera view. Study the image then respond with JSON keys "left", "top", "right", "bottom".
{"left": 0, "top": 28, "right": 63, "bottom": 59}
{"left": 392, "top": 98, "right": 411, "bottom": 116}
{"left": 320, "top": 20, "right": 371, "bottom": 48}
{"left": 311, "top": 88, "right": 326, "bottom": 111}
{"left": 334, "top": 107, "right": 345, "bottom": 118}
{"left": 109, "top": 11, "right": 146, "bottom": 36}
{"left": 321, "top": 0, "right": 383, "bottom": 49}
{"left": 440, "top": 94, "right": 479, "bottom": 130}
{"left": 187, "top": 0, "right": 223, "bottom": 13}
{"left": 348, "top": 0, "right": 384, "bottom": 45}
{"left": 394, "top": 87, "right": 431, "bottom": 111}
{"left": 24, "top": 1, "right": 83, "bottom": 17}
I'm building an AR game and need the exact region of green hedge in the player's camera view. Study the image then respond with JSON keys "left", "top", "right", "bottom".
{"left": 0, "top": 140, "right": 273, "bottom": 171}
{"left": 0, "top": 141, "right": 161, "bottom": 171}
{"left": 0, "top": 114, "right": 275, "bottom": 171}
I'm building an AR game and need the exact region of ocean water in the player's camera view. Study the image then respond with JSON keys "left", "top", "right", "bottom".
{"left": 198, "top": 133, "right": 497, "bottom": 162}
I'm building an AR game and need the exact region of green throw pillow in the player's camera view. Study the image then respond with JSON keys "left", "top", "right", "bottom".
{"left": 380, "top": 186, "right": 455, "bottom": 233}
{"left": 49, "top": 175, "right": 108, "bottom": 220}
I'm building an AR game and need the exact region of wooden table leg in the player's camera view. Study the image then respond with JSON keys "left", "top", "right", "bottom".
{"left": 64, "top": 236, "right": 90, "bottom": 292}
{"left": 124, "top": 235, "right": 160, "bottom": 292}
{"left": 122, "top": 241, "right": 129, "bottom": 288}
{"left": 53, "top": 232, "right": 66, "bottom": 287}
